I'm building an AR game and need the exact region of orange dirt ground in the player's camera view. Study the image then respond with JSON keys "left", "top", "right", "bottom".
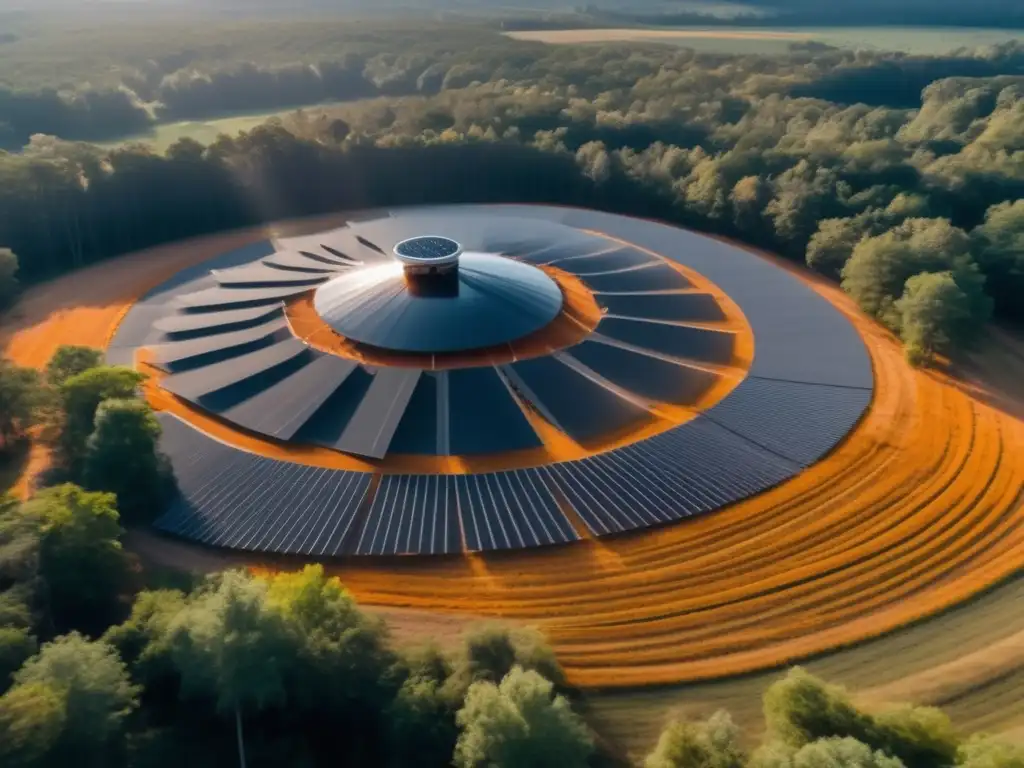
{"left": 4, "top": 223, "right": 1024, "bottom": 703}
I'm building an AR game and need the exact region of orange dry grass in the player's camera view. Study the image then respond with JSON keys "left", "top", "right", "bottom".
{"left": 309, "top": 280, "right": 1024, "bottom": 688}
{"left": 5, "top": 222, "right": 1024, "bottom": 690}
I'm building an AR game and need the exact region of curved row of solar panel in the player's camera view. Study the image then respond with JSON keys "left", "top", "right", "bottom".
{"left": 155, "top": 406, "right": 801, "bottom": 556}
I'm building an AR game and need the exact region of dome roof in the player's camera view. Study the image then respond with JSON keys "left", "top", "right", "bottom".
{"left": 312, "top": 251, "right": 564, "bottom": 353}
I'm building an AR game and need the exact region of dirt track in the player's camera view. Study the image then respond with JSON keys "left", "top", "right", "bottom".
{"left": 4, "top": 224, "right": 1024, "bottom": 756}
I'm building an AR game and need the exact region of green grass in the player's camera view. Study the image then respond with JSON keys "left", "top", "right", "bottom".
{"left": 506, "top": 25, "right": 1024, "bottom": 55}
{"left": 585, "top": 571, "right": 1024, "bottom": 761}
{"left": 100, "top": 111, "right": 291, "bottom": 152}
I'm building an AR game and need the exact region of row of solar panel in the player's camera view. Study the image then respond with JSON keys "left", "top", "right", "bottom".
{"left": 384, "top": 205, "right": 873, "bottom": 390}
{"left": 148, "top": 307, "right": 734, "bottom": 457}
{"left": 546, "top": 208, "right": 874, "bottom": 389}
{"left": 155, "top": 402, "right": 808, "bottom": 556}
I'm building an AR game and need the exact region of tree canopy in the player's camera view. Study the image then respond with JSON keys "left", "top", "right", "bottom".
{"left": 59, "top": 366, "right": 146, "bottom": 470}
{"left": 895, "top": 272, "right": 975, "bottom": 365}
{"left": 1, "top": 633, "right": 138, "bottom": 768}
{"left": 20, "top": 484, "right": 127, "bottom": 635}
{"left": 454, "top": 665, "right": 593, "bottom": 768}
{"left": 841, "top": 218, "right": 992, "bottom": 339}
{"left": 972, "top": 200, "right": 1024, "bottom": 318}
{"left": 45, "top": 346, "right": 105, "bottom": 390}
{"left": 0, "top": 361, "right": 43, "bottom": 450}
{"left": 646, "top": 710, "right": 746, "bottom": 768}
{"left": 762, "top": 668, "right": 958, "bottom": 768}
{"left": 82, "top": 398, "right": 172, "bottom": 523}
{"left": 0, "top": 249, "right": 20, "bottom": 308}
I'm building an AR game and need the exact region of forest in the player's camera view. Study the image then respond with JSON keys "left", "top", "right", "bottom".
{"left": 1, "top": 28, "right": 1022, "bottom": 362}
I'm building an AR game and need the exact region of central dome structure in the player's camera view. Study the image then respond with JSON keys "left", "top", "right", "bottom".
{"left": 312, "top": 236, "right": 564, "bottom": 353}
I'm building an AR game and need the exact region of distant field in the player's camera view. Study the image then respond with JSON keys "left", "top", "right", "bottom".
{"left": 100, "top": 112, "right": 283, "bottom": 152}
{"left": 505, "top": 26, "right": 1024, "bottom": 54}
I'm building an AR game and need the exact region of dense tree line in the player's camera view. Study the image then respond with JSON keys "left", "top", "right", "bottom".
{"left": 2, "top": 26, "right": 1024, "bottom": 148}
{"left": 3, "top": 39, "right": 1023, "bottom": 361}
{"left": 1, "top": 511, "right": 597, "bottom": 768}
{"left": 6, "top": 518, "right": 1024, "bottom": 768}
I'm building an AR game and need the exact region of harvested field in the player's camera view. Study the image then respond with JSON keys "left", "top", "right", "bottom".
{"left": 5, "top": 220, "right": 1024, "bottom": 756}
{"left": 504, "top": 26, "right": 1024, "bottom": 55}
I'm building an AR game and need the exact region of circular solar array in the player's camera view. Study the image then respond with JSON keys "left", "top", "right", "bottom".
{"left": 109, "top": 205, "right": 873, "bottom": 558}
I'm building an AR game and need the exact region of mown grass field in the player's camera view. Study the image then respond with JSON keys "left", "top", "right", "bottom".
{"left": 100, "top": 111, "right": 297, "bottom": 152}
{"left": 505, "top": 26, "right": 1024, "bottom": 54}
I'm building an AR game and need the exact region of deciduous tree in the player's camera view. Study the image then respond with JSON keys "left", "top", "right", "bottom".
{"left": 454, "top": 666, "right": 593, "bottom": 768}
{"left": 2, "top": 633, "right": 137, "bottom": 768}
{"left": 895, "top": 271, "right": 975, "bottom": 365}
{"left": 841, "top": 218, "right": 991, "bottom": 334}
{"left": 21, "top": 484, "right": 127, "bottom": 635}
{"left": 45, "top": 346, "right": 104, "bottom": 389}
{"left": 58, "top": 366, "right": 145, "bottom": 469}
{"left": 0, "top": 361, "right": 43, "bottom": 450}
{"left": 972, "top": 200, "right": 1024, "bottom": 321}
{"left": 82, "top": 398, "right": 173, "bottom": 523}
{"left": 0, "top": 248, "right": 20, "bottom": 308}
{"left": 646, "top": 710, "right": 746, "bottom": 768}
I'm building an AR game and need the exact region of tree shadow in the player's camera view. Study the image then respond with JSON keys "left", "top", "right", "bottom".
{"left": 0, "top": 438, "right": 30, "bottom": 495}
{"left": 943, "top": 325, "right": 1024, "bottom": 423}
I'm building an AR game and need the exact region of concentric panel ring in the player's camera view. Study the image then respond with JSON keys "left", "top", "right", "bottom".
{"left": 109, "top": 206, "right": 873, "bottom": 557}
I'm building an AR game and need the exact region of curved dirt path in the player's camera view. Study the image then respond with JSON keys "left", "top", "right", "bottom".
{"left": 4, "top": 224, "right": 1024, "bottom": 756}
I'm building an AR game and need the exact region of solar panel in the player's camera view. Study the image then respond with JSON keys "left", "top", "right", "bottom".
{"left": 161, "top": 338, "right": 309, "bottom": 401}
{"left": 547, "top": 247, "right": 656, "bottom": 275}
{"left": 394, "top": 236, "right": 461, "bottom": 262}
{"left": 218, "top": 354, "right": 361, "bottom": 441}
{"left": 293, "top": 367, "right": 374, "bottom": 448}
{"left": 705, "top": 377, "right": 873, "bottom": 466}
{"left": 503, "top": 356, "right": 650, "bottom": 443}
{"left": 599, "top": 292, "right": 726, "bottom": 323}
{"left": 154, "top": 414, "right": 373, "bottom": 557}
{"left": 566, "top": 340, "right": 720, "bottom": 406}
{"left": 261, "top": 251, "right": 344, "bottom": 272}
{"left": 154, "top": 304, "right": 284, "bottom": 337}
{"left": 388, "top": 373, "right": 439, "bottom": 455}
{"left": 565, "top": 210, "right": 873, "bottom": 389}
{"left": 212, "top": 264, "right": 334, "bottom": 288}
{"left": 334, "top": 368, "right": 422, "bottom": 459}
{"left": 149, "top": 317, "right": 288, "bottom": 367}
{"left": 360, "top": 474, "right": 461, "bottom": 555}
{"left": 195, "top": 348, "right": 314, "bottom": 414}
{"left": 177, "top": 284, "right": 314, "bottom": 311}
{"left": 596, "top": 318, "right": 736, "bottom": 365}
{"left": 546, "top": 417, "right": 799, "bottom": 534}
{"left": 580, "top": 262, "right": 691, "bottom": 293}
{"left": 447, "top": 367, "right": 541, "bottom": 455}
{"left": 318, "top": 245, "right": 363, "bottom": 264}
{"left": 127, "top": 206, "right": 879, "bottom": 559}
